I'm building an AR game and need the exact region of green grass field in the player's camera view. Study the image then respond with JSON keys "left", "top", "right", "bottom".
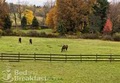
{"left": 0, "top": 37, "right": 120, "bottom": 83}
{"left": 0, "top": 36, "right": 120, "bottom": 54}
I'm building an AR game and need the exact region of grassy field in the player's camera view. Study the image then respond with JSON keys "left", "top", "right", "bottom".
{"left": 0, "top": 36, "right": 120, "bottom": 54}
{"left": 0, "top": 37, "right": 120, "bottom": 83}
{"left": 0, "top": 61, "right": 120, "bottom": 83}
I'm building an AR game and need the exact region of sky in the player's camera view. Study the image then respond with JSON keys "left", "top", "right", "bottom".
{"left": 6, "top": 0, "right": 55, "bottom": 6}
{"left": 6, "top": 0, "right": 120, "bottom": 6}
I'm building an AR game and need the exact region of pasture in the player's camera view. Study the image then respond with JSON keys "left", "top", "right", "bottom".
{"left": 0, "top": 36, "right": 120, "bottom": 54}
{"left": 0, "top": 36, "right": 120, "bottom": 83}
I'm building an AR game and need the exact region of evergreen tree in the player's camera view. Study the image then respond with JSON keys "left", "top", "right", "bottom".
{"left": 3, "top": 15, "right": 12, "bottom": 30}
{"left": 21, "top": 16, "right": 27, "bottom": 29}
{"left": 31, "top": 17, "right": 39, "bottom": 29}
{"left": 57, "top": 21, "right": 66, "bottom": 35}
{"left": 93, "top": 0, "right": 109, "bottom": 32}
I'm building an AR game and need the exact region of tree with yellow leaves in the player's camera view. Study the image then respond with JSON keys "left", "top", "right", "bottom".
{"left": 23, "top": 9, "right": 34, "bottom": 25}
{"left": 45, "top": 7, "right": 57, "bottom": 29}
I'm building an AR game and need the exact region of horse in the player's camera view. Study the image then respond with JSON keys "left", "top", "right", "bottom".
{"left": 29, "top": 39, "right": 32, "bottom": 44}
{"left": 19, "top": 38, "right": 21, "bottom": 43}
{"left": 61, "top": 45, "right": 68, "bottom": 52}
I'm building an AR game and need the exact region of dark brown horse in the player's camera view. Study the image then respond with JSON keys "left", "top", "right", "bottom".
{"left": 61, "top": 45, "right": 68, "bottom": 52}
{"left": 29, "top": 39, "right": 32, "bottom": 44}
{"left": 19, "top": 38, "right": 21, "bottom": 43}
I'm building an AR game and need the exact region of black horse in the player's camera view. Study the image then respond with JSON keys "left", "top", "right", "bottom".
{"left": 29, "top": 39, "right": 32, "bottom": 44}
{"left": 19, "top": 38, "right": 21, "bottom": 43}
{"left": 61, "top": 45, "right": 68, "bottom": 52}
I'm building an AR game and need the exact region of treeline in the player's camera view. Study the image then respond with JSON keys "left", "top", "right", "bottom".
{"left": 46, "top": 0, "right": 120, "bottom": 35}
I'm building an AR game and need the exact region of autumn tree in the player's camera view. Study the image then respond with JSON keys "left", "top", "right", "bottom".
{"left": 0, "top": 0, "right": 9, "bottom": 29}
{"left": 40, "top": 0, "right": 55, "bottom": 25}
{"left": 45, "top": 6, "right": 57, "bottom": 29}
{"left": 23, "top": 9, "right": 34, "bottom": 25}
{"left": 56, "top": 0, "right": 96, "bottom": 33}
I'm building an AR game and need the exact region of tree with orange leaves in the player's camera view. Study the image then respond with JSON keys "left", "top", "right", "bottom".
{"left": 103, "top": 17, "right": 112, "bottom": 34}
{"left": 45, "top": 6, "right": 57, "bottom": 29}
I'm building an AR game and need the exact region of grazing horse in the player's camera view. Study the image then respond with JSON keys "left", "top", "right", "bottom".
{"left": 19, "top": 38, "right": 21, "bottom": 43}
{"left": 61, "top": 45, "right": 68, "bottom": 52}
{"left": 29, "top": 39, "right": 32, "bottom": 44}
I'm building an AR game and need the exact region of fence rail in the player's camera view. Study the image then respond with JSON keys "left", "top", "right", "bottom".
{"left": 0, "top": 53, "right": 120, "bottom": 62}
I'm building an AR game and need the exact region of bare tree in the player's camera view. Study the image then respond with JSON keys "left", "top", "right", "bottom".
{"left": 17, "top": 0, "right": 22, "bottom": 20}
{"left": 109, "top": 1, "right": 120, "bottom": 32}
{"left": 9, "top": 3, "right": 17, "bottom": 27}
{"left": 41, "top": 0, "right": 55, "bottom": 25}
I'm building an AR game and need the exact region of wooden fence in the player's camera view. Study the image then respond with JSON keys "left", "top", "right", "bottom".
{"left": 0, "top": 53, "right": 120, "bottom": 62}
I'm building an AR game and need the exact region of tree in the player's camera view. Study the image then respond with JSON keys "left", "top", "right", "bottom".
{"left": 23, "top": 9, "right": 34, "bottom": 25}
{"left": 103, "top": 18, "right": 112, "bottom": 34}
{"left": 93, "top": 0, "right": 109, "bottom": 32}
{"left": 21, "top": 16, "right": 27, "bottom": 29}
{"left": 56, "top": 0, "right": 96, "bottom": 33}
{"left": 45, "top": 6, "right": 57, "bottom": 29}
{"left": 9, "top": 3, "right": 18, "bottom": 28}
{"left": 31, "top": 17, "right": 39, "bottom": 29}
{"left": 3, "top": 15, "right": 12, "bottom": 30}
{"left": 40, "top": 0, "right": 55, "bottom": 25}
{"left": 57, "top": 21, "right": 66, "bottom": 35}
{"left": 109, "top": 2, "right": 120, "bottom": 33}
{"left": 0, "top": 0, "right": 9, "bottom": 29}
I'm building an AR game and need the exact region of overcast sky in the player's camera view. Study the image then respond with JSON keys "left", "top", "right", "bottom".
{"left": 6, "top": 0, "right": 55, "bottom": 6}
{"left": 6, "top": 0, "right": 120, "bottom": 6}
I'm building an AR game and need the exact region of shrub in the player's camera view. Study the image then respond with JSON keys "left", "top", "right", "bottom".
{"left": 27, "top": 30, "right": 40, "bottom": 37}
{"left": 46, "top": 34, "right": 58, "bottom": 38}
{"left": 80, "top": 33, "right": 99, "bottom": 39}
{"left": 39, "top": 32, "right": 46, "bottom": 37}
{"left": 3, "top": 29, "right": 13, "bottom": 36}
{"left": 12, "top": 29, "right": 25, "bottom": 36}
{"left": 0, "top": 29, "right": 3, "bottom": 37}
{"left": 102, "top": 35, "right": 113, "bottom": 41}
{"left": 113, "top": 33, "right": 120, "bottom": 41}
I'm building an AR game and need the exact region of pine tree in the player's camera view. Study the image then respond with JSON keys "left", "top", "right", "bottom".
{"left": 31, "top": 17, "right": 39, "bottom": 29}
{"left": 57, "top": 21, "right": 66, "bottom": 35}
{"left": 21, "top": 16, "right": 27, "bottom": 29}
{"left": 3, "top": 15, "right": 12, "bottom": 30}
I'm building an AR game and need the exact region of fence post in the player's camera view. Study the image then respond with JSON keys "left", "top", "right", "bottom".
{"left": 34, "top": 53, "right": 36, "bottom": 61}
{"left": 1, "top": 53, "right": 3, "bottom": 61}
{"left": 18, "top": 52, "right": 20, "bottom": 62}
{"left": 65, "top": 55, "right": 67, "bottom": 62}
{"left": 50, "top": 54, "right": 52, "bottom": 62}
{"left": 96, "top": 54, "right": 97, "bottom": 62}
{"left": 80, "top": 55, "right": 82, "bottom": 62}
{"left": 110, "top": 54, "right": 112, "bottom": 62}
